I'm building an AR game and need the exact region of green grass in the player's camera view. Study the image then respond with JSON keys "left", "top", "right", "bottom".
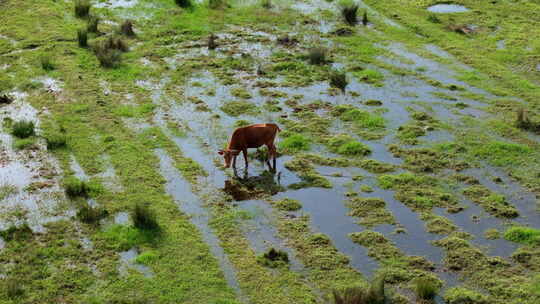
{"left": 220, "top": 100, "right": 259, "bottom": 116}
{"left": 279, "top": 133, "right": 311, "bottom": 153}
{"left": 11, "top": 120, "right": 35, "bottom": 138}
{"left": 272, "top": 198, "right": 302, "bottom": 211}
{"left": 326, "top": 134, "right": 371, "bottom": 156}
{"left": 414, "top": 277, "right": 439, "bottom": 300}
{"left": 472, "top": 141, "right": 532, "bottom": 167}
{"left": 13, "top": 137, "right": 35, "bottom": 150}
{"left": 504, "top": 226, "right": 540, "bottom": 246}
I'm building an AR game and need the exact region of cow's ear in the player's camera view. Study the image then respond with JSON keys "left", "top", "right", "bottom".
{"left": 218, "top": 150, "right": 224, "bottom": 155}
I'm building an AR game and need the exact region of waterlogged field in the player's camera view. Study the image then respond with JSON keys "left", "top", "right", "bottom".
{"left": 1, "top": 0, "right": 539, "bottom": 303}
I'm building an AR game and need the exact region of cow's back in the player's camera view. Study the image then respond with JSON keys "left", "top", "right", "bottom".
{"left": 229, "top": 124, "right": 279, "bottom": 149}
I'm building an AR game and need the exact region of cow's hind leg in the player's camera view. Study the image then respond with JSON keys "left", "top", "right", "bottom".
{"left": 267, "top": 143, "right": 277, "bottom": 172}
{"left": 242, "top": 149, "right": 249, "bottom": 169}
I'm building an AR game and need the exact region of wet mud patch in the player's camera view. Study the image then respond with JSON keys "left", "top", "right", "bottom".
{"left": 0, "top": 98, "right": 71, "bottom": 232}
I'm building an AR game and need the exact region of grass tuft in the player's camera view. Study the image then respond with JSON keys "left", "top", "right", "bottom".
{"left": 257, "top": 247, "right": 289, "bottom": 268}
{"left": 77, "top": 29, "right": 88, "bottom": 47}
{"left": 77, "top": 202, "right": 108, "bottom": 224}
{"left": 261, "top": 0, "right": 272, "bottom": 9}
{"left": 132, "top": 203, "right": 160, "bottom": 231}
{"left": 74, "top": 0, "right": 91, "bottom": 18}
{"left": 278, "top": 133, "right": 311, "bottom": 153}
{"left": 40, "top": 55, "right": 55, "bottom": 71}
{"left": 45, "top": 133, "right": 67, "bottom": 150}
{"left": 175, "top": 0, "right": 192, "bottom": 8}
{"left": 64, "top": 176, "right": 89, "bottom": 197}
{"left": 414, "top": 277, "right": 439, "bottom": 301}
{"left": 504, "top": 226, "right": 540, "bottom": 245}
{"left": 87, "top": 15, "right": 99, "bottom": 33}
{"left": 330, "top": 69, "right": 348, "bottom": 92}
{"left": 6, "top": 279, "right": 24, "bottom": 299}
{"left": 340, "top": 2, "right": 359, "bottom": 26}
{"left": 333, "top": 276, "right": 385, "bottom": 304}
{"left": 11, "top": 120, "right": 35, "bottom": 138}
{"left": 308, "top": 47, "right": 327, "bottom": 65}
{"left": 120, "top": 20, "right": 135, "bottom": 37}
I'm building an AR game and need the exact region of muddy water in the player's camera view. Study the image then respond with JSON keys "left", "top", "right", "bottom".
{"left": 239, "top": 200, "right": 306, "bottom": 272}
{"left": 0, "top": 98, "right": 71, "bottom": 232}
{"left": 154, "top": 148, "right": 242, "bottom": 294}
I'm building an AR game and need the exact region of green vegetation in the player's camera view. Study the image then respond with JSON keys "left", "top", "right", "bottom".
{"left": 444, "top": 287, "right": 490, "bottom": 304}
{"left": 64, "top": 176, "right": 89, "bottom": 197}
{"left": 77, "top": 29, "right": 88, "bottom": 47}
{"left": 76, "top": 202, "right": 108, "bottom": 224}
{"left": 504, "top": 226, "right": 540, "bottom": 246}
{"left": 414, "top": 277, "right": 438, "bottom": 301}
{"left": 339, "top": 2, "right": 359, "bottom": 26}
{"left": 257, "top": 247, "right": 289, "bottom": 268}
{"left": 346, "top": 197, "right": 395, "bottom": 227}
{"left": 326, "top": 134, "right": 371, "bottom": 156}
{"left": 220, "top": 100, "right": 259, "bottom": 116}
{"left": 272, "top": 198, "right": 302, "bottom": 211}
{"left": 132, "top": 203, "right": 160, "bottom": 231}
{"left": 463, "top": 185, "right": 518, "bottom": 218}
{"left": 11, "top": 120, "right": 35, "bottom": 138}
{"left": 74, "top": 0, "right": 90, "bottom": 18}
{"left": 279, "top": 133, "right": 311, "bottom": 153}
{"left": 472, "top": 141, "right": 532, "bottom": 167}
{"left": 308, "top": 47, "right": 327, "bottom": 65}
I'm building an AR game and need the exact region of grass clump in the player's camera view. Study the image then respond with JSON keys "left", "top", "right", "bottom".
{"left": 308, "top": 47, "right": 327, "bottom": 65}
{"left": 5, "top": 279, "right": 24, "bottom": 299}
{"left": 516, "top": 108, "right": 540, "bottom": 132}
{"left": 347, "top": 197, "right": 395, "bottom": 227}
{"left": 354, "top": 69, "right": 384, "bottom": 85}
{"left": 0, "top": 184, "right": 17, "bottom": 200}
{"left": 443, "top": 287, "right": 490, "bottom": 304}
{"left": 77, "top": 29, "right": 88, "bottom": 47}
{"left": 64, "top": 176, "right": 89, "bottom": 197}
{"left": 273, "top": 198, "right": 302, "bottom": 211}
{"left": 77, "top": 202, "right": 108, "bottom": 224}
{"left": 329, "top": 69, "right": 348, "bottom": 92}
{"left": 93, "top": 37, "right": 128, "bottom": 68}
{"left": 40, "top": 55, "right": 54, "bottom": 71}
{"left": 261, "top": 0, "right": 272, "bottom": 9}
{"left": 132, "top": 203, "right": 159, "bottom": 231}
{"left": 333, "top": 277, "right": 385, "bottom": 304}
{"left": 0, "top": 223, "right": 33, "bottom": 241}
{"left": 414, "top": 277, "right": 439, "bottom": 301}
{"left": 472, "top": 141, "right": 532, "bottom": 167}
{"left": 87, "top": 15, "right": 99, "bottom": 33}
{"left": 74, "top": 0, "right": 91, "bottom": 18}
{"left": 175, "top": 0, "right": 192, "bottom": 7}
{"left": 278, "top": 133, "right": 311, "bottom": 153}
{"left": 463, "top": 185, "right": 518, "bottom": 218}
{"left": 504, "top": 226, "right": 540, "bottom": 245}
{"left": 11, "top": 120, "right": 35, "bottom": 138}
{"left": 335, "top": 106, "right": 386, "bottom": 130}
{"left": 257, "top": 247, "right": 289, "bottom": 268}
{"left": 14, "top": 138, "right": 36, "bottom": 150}
{"left": 220, "top": 100, "right": 259, "bottom": 116}
{"left": 45, "top": 133, "right": 67, "bottom": 150}
{"left": 326, "top": 134, "right": 371, "bottom": 156}
{"left": 340, "top": 2, "right": 359, "bottom": 26}
{"left": 120, "top": 20, "right": 135, "bottom": 37}
{"left": 209, "top": 0, "right": 227, "bottom": 9}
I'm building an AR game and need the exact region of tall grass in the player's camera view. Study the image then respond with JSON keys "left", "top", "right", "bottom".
{"left": 74, "top": 0, "right": 91, "bottom": 18}
{"left": 330, "top": 69, "right": 348, "bottom": 92}
{"left": 333, "top": 277, "right": 385, "bottom": 304}
{"left": 175, "top": 0, "right": 192, "bottom": 8}
{"left": 414, "top": 277, "right": 439, "bottom": 301}
{"left": 340, "top": 2, "right": 359, "bottom": 26}
{"left": 87, "top": 15, "right": 99, "bottom": 33}
{"left": 40, "top": 55, "right": 55, "bottom": 71}
{"left": 132, "top": 203, "right": 159, "bottom": 231}
{"left": 77, "top": 29, "right": 88, "bottom": 47}
{"left": 11, "top": 120, "right": 35, "bottom": 138}
{"left": 77, "top": 202, "right": 108, "bottom": 224}
{"left": 308, "top": 47, "right": 326, "bottom": 65}
{"left": 120, "top": 20, "right": 135, "bottom": 37}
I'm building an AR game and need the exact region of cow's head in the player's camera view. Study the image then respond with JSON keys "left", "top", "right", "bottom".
{"left": 218, "top": 149, "right": 240, "bottom": 168}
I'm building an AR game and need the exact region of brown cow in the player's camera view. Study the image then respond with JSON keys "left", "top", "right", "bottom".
{"left": 218, "top": 123, "right": 280, "bottom": 170}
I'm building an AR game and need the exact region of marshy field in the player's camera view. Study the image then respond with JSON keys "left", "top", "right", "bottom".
{"left": 1, "top": 0, "right": 540, "bottom": 303}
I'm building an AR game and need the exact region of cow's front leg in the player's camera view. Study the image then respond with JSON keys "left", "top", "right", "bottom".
{"left": 232, "top": 155, "right": 237, "bottom": 169}
{"left": 242, "top": 149, "right": 249, "bottom": 169}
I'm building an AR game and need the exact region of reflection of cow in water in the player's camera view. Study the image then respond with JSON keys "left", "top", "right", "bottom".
{"left": 218, "top": 123, "right": 280, "bottom": 171}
